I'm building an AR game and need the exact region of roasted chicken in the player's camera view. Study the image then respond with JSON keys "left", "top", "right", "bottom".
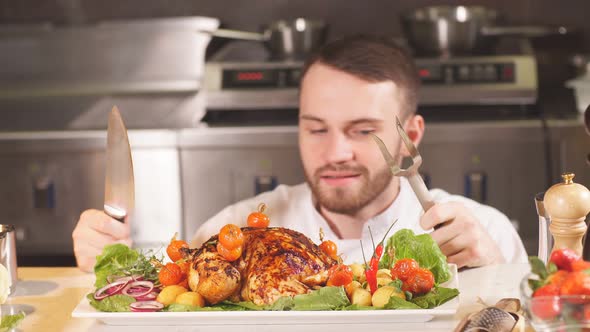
{"left": 184, "top": 227, "right": 337, "bottom": 306}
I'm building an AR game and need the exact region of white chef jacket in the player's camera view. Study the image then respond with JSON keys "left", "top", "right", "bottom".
{"left": 191, "top": 177, "right": 528, "bottom": 265}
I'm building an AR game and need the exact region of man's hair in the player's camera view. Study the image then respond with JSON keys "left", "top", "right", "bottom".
{"left": 301, "top": 35, "right": 420, "bottom": 117}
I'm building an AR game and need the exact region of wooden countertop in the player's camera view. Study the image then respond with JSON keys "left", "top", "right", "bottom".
{"left": 4, "top": 264, "right": 533, "bottom": 332}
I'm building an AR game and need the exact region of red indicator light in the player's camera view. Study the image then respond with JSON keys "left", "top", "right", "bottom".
{"left": 237, "top": 72, "right": 264, "bottom": 81}
{"left": 418, "top": 69, "right": 431, "bottom": 78}
{"left": 502, "top": 67, "right": 513, "bottom": 79}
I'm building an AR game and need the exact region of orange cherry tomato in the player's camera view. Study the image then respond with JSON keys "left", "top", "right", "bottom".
{"left": 158, "top": 262, "right": 183, "bottom": 286}
{"left": 247, "top": 203, "right": 270, "bottom": 228}
{"left": 166, "top": 234, "right": 189, "bottom": 262}
{"left": 218, "top": 224, "right": 244, "bottom": 250}
{"left": 327, "top": 264, "right": 353, "bottom": 287}
{"left": 217, "top": 242, "right": 243, "bottom": 262}
{"left": 319, "top": 240, "right": 338, "bottom": 260}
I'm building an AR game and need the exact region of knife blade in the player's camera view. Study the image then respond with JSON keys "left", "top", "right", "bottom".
{"left": 104, "top": 106, "right": 135, "bottom": 223}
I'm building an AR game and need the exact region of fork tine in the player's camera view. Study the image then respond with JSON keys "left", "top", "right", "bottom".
{"left": 395, "top": 116, "right": 420, "bottom": 158}
{"left": 370, "top": 133, "right": 401, "bottom": 174}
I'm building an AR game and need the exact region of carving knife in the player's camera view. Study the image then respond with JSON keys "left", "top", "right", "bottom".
{"left": 104, "top": 106, "right": 135, "bottom": 223}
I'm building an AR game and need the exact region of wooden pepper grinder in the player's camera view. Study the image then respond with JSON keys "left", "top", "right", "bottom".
{"left": 544, "top": 173, "right": 590, "bottom": 257}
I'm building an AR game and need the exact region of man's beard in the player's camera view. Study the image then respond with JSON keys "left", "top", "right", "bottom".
{"left": 306, "top": 162, "right": 394, "bottom": 215}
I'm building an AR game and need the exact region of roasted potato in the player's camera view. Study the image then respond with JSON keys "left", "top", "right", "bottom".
{"left": 351, "top": 288, "right": 372, "bottom": 306}
{"left": 157, "top": 285, "right": 188, "bottom": 306}
{"left": 175, "top": 291, "right": 205, "bottom": 307}
{"left": 371, "top": 285, "right": 405, "bottom": 308}
{"left": 345, "top": 280, "right": 362, "bottom": 299}
{"left": 376, "top": 268, "right": 392, "bottom": 279}
{"left": 349, "top": 263, "right": 366, "bottom": 283}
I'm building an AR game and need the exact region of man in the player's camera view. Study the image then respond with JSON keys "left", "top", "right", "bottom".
{"left": 73, "top": 35, "right": 527, "bottom": 272}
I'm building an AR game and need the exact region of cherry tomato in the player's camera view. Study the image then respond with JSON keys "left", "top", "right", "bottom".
{"left": 327, "top": 264, "right": 353, "bottom": 287}
{"left": 547, "top": 270, "right": 569, "bottom": 287}
{"left": 247, "top": 203, "right": 270, "bottom": 228}
{"left": 158, "top": 262, "right": 183, "bottom": 286}
{"left": 531, "top": 283, "right": 561, "bottom": 320}
{"left": 572, "top": 260, "right": 590, "bottom": 272}
{"left": 549, "top": 248, "right": 581, "bottom": 271}
{"left": 391, "top": 258, "right": 420, "bottom": 282}
{"left": 560, "top": 271, "right": 590, "bottom": 303}
{"left": 166, "top": 235, "right": 189, "bottom": 262}
{"left": 218, "top": 224, "right": 245, "bottom": 250}
{"left": 217, "top": 242, "right": 243, "bottom": 262}
{"left": 319, "top": 240, "right": 338, "bottom": 260}
{"left": 402, "top": 268, "right": 434, "bottom": 295}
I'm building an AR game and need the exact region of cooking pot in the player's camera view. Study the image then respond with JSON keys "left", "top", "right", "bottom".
{"left": 204, "top": 18, "right": 328, "bottom": 60}
{"left": 401, "top": 6, "right": 572, "bottom": 57}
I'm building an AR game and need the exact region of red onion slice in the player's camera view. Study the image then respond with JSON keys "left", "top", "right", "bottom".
{"left": 135, "top": 291, "right": 158, "bottom": 301}
{"left": 122, "top": 280, "right": 154, "bottom": 298}
{"left": 130, "top": 301, "right": 164, "bottom": 312}
{"left": 94, "top": 279, "right": 130, "bottom": 300}
{"left": 106, "top": 275, "right": 134, "bottom": 284}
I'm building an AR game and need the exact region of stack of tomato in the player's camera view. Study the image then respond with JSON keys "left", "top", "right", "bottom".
{"left": 530, "top": 248, "right": 590, "bottom": 321}
{"left": 158, "top": 234, "right": 190, "bottom": 287}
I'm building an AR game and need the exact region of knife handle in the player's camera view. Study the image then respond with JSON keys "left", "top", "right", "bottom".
{"left": 406, "top": 173, "right": 444, "bottom": 230}
{"left": 104, "top": 204, "right": 127, "bottom": 223}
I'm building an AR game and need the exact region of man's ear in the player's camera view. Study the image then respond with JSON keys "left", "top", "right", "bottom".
{"left": 399, "top": 114, "right": 425, "bottom": 158}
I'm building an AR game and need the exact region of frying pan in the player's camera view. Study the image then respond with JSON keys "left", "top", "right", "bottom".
{"left": 204, "top": 18, "right": 328, "bottom": 60}
{"left": 401, "top": 6, "right": 572, "bottom": 57}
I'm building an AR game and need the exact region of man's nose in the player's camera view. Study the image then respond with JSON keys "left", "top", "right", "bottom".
{"left": 323, "top": 132, "right": 354, "bottom": 164}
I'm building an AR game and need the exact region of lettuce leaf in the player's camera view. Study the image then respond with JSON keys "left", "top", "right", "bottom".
{"left": 291, "top": 286, "right": 350, "bottom": 311}
{"left": 93, "top": 244, "right": 139, "bottom": 288}
{"left": 0, "top": 312, "right": 25, "bottom": 331}
{"left": 381, "top": 229, "right": 451, "bottom": 284}
{"left": 410, "top": 287, "right": 459, "bottom": 309}
{"left": 87, "top": 293, "right": 135, "bottom": 312}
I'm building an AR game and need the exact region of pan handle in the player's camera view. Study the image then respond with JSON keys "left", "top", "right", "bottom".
{"left": 481, "top": 25, "right": 572, "bottom": 38}
{"left": 205, "top": 28, "right": 267, "bottom": 42}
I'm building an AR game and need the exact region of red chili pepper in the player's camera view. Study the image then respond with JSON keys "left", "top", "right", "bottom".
{"left": 365, "top": 268, "right": 378, "bottom": 294}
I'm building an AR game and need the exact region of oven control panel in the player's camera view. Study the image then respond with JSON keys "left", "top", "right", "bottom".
{"left": 203, "top": 55, "right": 538, "bottom": 109}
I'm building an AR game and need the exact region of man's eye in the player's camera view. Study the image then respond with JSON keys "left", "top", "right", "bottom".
{"left": 357, "top": 129, "right": 375, "bottom": 135}
{"left": 309, "top": 129, "right": 327, "bottom": 134}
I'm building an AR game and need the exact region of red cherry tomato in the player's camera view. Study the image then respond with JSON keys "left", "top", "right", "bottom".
{"left": 531, "top": 283, "right": 561, "bottom": 320}
{"left": 218, "top": 224, "right": 245, "bottom": 250}
{"left": 402, "top": 268, "right": 434, "bottom": 295}
{"left": 319, "top": 240, "right": 338, "bottom": 260}
{"left": 549, "top": 248, "right": 581, "bottom": 271}
{"left": 391, "top": 258, "right": 420, "bottom": 282}
{"left": 327, "top": 264, "right": 354, "bottom": 287}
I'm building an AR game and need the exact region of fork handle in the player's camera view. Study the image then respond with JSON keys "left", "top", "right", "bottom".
{"left": 407, "top": 173, "right": 435, "bottom": 212}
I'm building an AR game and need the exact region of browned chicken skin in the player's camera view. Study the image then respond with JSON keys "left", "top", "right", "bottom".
{"left": 184, "top": 227, "right": 337, "bottom": 306}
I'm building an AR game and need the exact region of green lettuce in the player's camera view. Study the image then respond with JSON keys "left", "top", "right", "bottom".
{"left": 410, "top": 287, "right": 459, "bottom": 309}
{"left": 381, "top": 229, "right": 451, "bottom": 284}
{"left": 0, "top": 312, "right": 25, "bottom": 331}
{"left": 87, "top": 293, "right": 135, "bottom": 312}
{"left": 93, "top": 244, "right": 160, "bottom": 289}
{"left": 93, "top": 244, "right": 139, "bottom": 288}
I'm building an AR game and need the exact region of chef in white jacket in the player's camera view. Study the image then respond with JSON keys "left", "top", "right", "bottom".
{"left": 73, "top": 35, "right": 527, "bottom": 271}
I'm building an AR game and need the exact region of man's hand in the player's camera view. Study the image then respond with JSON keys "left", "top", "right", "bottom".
{"left": 420, "top": 202, "right": 505, "bottom": 268}
{"left": 72, "top": 209, "right": 132, "bottom": 272}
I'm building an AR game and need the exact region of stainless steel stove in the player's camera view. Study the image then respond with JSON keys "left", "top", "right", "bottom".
{"left": 203, "top": 40, "right": 538, "bottom": 111}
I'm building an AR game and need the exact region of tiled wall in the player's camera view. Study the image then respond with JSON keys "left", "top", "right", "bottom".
{"left": 0, "top": 0, "right": 589, "bottom": 48}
